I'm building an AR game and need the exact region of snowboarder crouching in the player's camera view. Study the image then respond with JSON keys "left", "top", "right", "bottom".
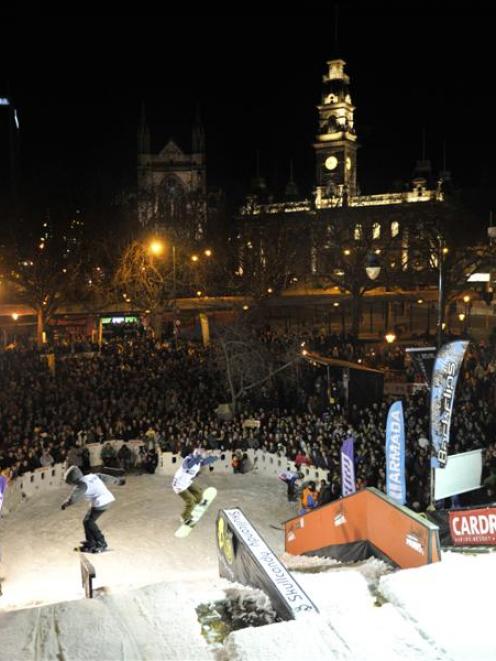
{"left": 61, "top": 465, "right": 125, "bottom": 553}
{"left": 172, "top": 448, "right": 218, "bottom": 524}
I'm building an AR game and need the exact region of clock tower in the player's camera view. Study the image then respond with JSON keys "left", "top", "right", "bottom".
{"left": 314, "top": 59, "right": 358, "bottom": 202}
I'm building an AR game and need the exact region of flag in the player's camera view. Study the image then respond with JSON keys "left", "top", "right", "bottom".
{"left": 430, "top": 340, "right": 469, "bottom": 468}
{"left": 341, "top": 437, "right": 356, "bottom": 497}
{"left": 385, "top": 401, "right": 406, "bottom": 504}
{"left": 0, "top": 475, "right": 7, "bottom": 514}
{"left": 405, "top": 346, "right": 436, "bottom": 390}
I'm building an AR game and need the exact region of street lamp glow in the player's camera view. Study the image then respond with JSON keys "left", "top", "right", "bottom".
{"left": 385, "top": 332, "right": 396, "bottom": 344}
{"left": 196, "top": 290, "right": 202, "bottom": 297}
{"left": 417, "top": 298, "right": 424, "bottom": 304}
{"left": 242, "top": 305, "right": 249, "bottom": 311}
{"left": 458, "top": 313, "right": 466, "bottom": 321}
{"left": 463, "top": 295, "right": 471, "bottom": 304}
{"left": 333, "top": 302, "right": 340, "bottom": 307}
{"left": 149, "top": 240, "right": 164, "bottom": 256}
{"left": 267, "top": 287, "right": 273, "bottom": 294}
{"left": 343, "top": 249, "right": 351, "bottom": 256}
{"left": 204, "top": 249, "right": 212, "bottom": 257}
{"left": 12, "top": 313, "right": 19, "bottom": 321}
{"left": 191, "top": 254, "right": 199, "bottom": 262}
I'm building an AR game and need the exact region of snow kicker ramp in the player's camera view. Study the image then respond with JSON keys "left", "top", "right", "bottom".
{"left": 284, "top": 487, "right": 441, "bottom": 569}
{"left": 216, "top": 508, "right": 319, "bottom": 620}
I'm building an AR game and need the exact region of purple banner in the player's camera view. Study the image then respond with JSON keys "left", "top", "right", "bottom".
{"left": 0, "top": 475, "right": 7, "bottom": 514}
{"left": 341, "top": 437, "right": 356, "bottom": 497}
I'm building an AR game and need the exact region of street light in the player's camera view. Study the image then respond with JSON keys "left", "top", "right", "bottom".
{"left": 148, "top": 239, "right": 164, "bottom": 256}
{"left": 385, "top": 332, "right": 396, "bottom": 344}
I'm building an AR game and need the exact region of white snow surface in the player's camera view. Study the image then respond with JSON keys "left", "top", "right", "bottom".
{"left": 0, "top": 471, "right": 494, "bottom": 660}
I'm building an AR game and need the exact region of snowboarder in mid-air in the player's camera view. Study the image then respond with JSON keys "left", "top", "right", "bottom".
{"left": 278, "top": 469, "right": 304, "bottom": 502}
{"left": 61, "top": 465, "right": 125, "bottom": 553}
{"left": 172, "top": 448, "right": 218, "bottom": 526}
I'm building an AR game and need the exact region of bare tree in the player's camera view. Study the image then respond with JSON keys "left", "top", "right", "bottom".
{"left": 213, "top": 318, "right": 301, "bottom": 412}
{"left": 1, "top": 218, "right": 82, "bottom": 345}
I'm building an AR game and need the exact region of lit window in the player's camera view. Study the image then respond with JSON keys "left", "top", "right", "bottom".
{"left": 354, "top": 224, "right": 363, "bottom": 241}
{"left": 372, "top": 223, "right": 381, "bottom": 240}
{"left": 391, "top": 221, "right": 400, "bottom": 238}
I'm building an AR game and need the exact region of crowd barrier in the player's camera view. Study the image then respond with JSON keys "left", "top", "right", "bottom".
{"left": 157, "top": 448, "right": 330, "bottom": 484}
{"left": 1, "top": 446, "right": 328, "bottom": 517}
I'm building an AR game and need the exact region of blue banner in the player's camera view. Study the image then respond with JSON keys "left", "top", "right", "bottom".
{"left": 430, "top": 340, "right": 469, "bottom": 469}
{"left": 386, "top": 401, "right": 406, "bottom": 504}
{"left": 341, "top": 437, "right": 356, "bottom": 497}
{"left": 0, "top": 475, "right": 7, "bottom": 514}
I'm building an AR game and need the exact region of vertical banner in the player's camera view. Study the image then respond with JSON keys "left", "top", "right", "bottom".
{"left": 341, "top": 437, "right": 356, "bottom": 497}
{"left": 385, "top": 401, "right": 406, "bottom": 504}
{"left": 430, "top": 340, "right": 469, "bottom": 469}
{"left": 0, "top": 475, "right": 7, "bottom": 514}
{"left": 405, "top": 347, "right": 437, "bottom": 390}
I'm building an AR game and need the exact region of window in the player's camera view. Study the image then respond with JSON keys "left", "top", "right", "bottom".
{"left": 372, "top": 222, "right": 381, "bottom": 240}
{"left": 354, "top": 224, "right": 363, "bottom": 241}
{"left": 391, "top": 221, "right": 400, "bottom": 238}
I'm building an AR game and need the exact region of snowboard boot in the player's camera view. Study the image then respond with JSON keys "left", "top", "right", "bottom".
{"left": 79, "top": 541, "right": 96, "bottom": 552}
{"left": 92, "top": 541, "right": 108, "bottom": 553}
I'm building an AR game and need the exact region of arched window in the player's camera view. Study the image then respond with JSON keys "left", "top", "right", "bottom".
{"left": 372, "top": 222, "right": 381, "bottom": 240}
{"left": 391, "top": 221, "right": 400, "bottom": 238}
{"left": 354, "top": 224, "right": 363, "bottom": 241}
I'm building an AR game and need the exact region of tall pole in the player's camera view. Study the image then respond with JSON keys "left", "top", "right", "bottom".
{"left": 437, "top": 234, "right": 444, "bottom": 349}
{"left": 172, "top": 244, "right": 177, "bottom": 350}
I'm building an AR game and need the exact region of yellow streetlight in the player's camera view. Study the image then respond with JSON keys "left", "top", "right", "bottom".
{"left": 196, "top": 290, "right": 202, "bottom": 297}
{"left": 385, "top": 332, "right": 396, "bottom": 344}
{"left": 267, "top": 287, "right": 273, "bottom": 294}
{"left": 204, "top": 249, "right": 212, "bottom": 257}
{"left": 12, "top": 313, "right": 19, "bottom": 321}
{"left": 191, "top": 254, "right": 199, "bottom": 262}
{"left": 417, "top": 298, "right": 424, "bottom": 304}
{"left": 343, "top": 249, "right": 351, "bottom": 256}
{"left": 458, "top": 312, "right": 466, "bottom": 322}
{"left": 242, "top": 305, "right": 249, "bottom": 311}
{"left": 463, "top": 295, "right": 471, "bottom": 304}
{"left": 148, "top": 239, "right": 165, "bottom": 256}
{"left": 333, "top": 301, "right": 340, "bottom": 307}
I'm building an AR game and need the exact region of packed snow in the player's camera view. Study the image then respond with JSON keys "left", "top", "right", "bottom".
{"left": 0, "top": 471, "right": 494, "bottom": 660}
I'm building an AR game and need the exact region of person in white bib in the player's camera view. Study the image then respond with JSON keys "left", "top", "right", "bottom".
{"left": 172, "top": 448, "right": 218, "bottom": 524}
{"left": 61, "top": 465, "right": 125, "bottom": 553}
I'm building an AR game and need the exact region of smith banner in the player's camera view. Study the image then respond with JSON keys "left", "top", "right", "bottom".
{"left": 430, "top": 340, "right": 469, "bottom": 469}
{"left": 341, "top": 437, "right": 356, "bottom": 497}
{"left": 386, "top": 401, "right": 406, "bottom": 505}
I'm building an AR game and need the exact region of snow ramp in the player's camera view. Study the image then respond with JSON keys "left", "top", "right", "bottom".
{"left": 284, "top": 487, "right": 441, "bottom": 569}
{"left": 216, "top": 507, "right": 319, "bottom": 620}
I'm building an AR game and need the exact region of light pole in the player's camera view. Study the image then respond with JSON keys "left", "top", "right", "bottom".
{"left": 436, "top": 235, "right": 448, "bottom": 349}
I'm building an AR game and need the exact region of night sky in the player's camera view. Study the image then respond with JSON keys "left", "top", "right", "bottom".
{"left": 1, "top": 7, "right": 494, "bottom": 222}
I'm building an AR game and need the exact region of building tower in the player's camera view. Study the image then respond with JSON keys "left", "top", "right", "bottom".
{"left": 136, "top": 106, "right": 207, "bottom": 240}
{"left": 313, "top": 59, "right": 358, "bottom": 203}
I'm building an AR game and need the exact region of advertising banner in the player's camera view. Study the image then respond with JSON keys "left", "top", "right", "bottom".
{"left": 341, "top": 437, "right": 356, "bottom": 497}
{"left": 430, "top": 341, "right": 468, "bottom": 468}
{"left": 405, "top": 347, "right": 437, "bottom": 389}
{"left": 0, "top": 475, "right": 7, "bottom": 514}
{"left": 217, "top": 508, "right": 319, "bottom": 619}
{"left": 385, "top": 401, "right": 406, "bottom": 505}
{"left": 449, "top": 508, "right": 496, "bottom": 545}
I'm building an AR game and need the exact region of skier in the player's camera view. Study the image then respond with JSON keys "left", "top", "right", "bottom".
{"left": 61, "top": 465, "right": 125, "bottom": 553}
{"left": 172, "top": 448, "right": 218, "bottom": 525}
{"left": 278, "top": 469, "right": 303, "bottom": 502}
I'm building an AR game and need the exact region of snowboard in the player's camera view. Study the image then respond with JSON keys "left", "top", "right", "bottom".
{"left": 175, "top": 486, "right": 217, "bottom": 538}
{"left": 74, "top": 545, "right": 111, "bottom": 553}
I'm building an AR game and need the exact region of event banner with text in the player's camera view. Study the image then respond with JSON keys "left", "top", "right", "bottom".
{"left": 449, "top": 508, "right": 496, "bottom": 545}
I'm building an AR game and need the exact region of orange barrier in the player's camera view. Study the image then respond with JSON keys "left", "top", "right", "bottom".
{"left": 284, "top": 487, "right": 441, "bottom": 569}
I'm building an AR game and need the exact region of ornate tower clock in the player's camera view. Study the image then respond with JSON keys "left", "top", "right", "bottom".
{"left": 314, "top": 59, "right": 358, "bottom": 202}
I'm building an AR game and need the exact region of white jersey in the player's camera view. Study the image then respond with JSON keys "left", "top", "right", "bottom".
{"left": 172, "top": 462, "right": 201, "bottom": 494}
{"left": 82, "top": 474, "right": 115, "bottom": 508}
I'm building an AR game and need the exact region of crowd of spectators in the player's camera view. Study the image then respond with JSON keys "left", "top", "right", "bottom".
{"left": 1, "top": 331, "right": 495, "bottom": 511}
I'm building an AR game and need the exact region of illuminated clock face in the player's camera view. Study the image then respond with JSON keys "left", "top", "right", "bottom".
{"left": 324, "top": 155, "right": 338, "bottom": 171}
{"left": 345, "top": 157, "right": 352, "bottom": 172}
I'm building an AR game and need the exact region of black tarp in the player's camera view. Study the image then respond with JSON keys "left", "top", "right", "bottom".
{"left": 216, "top": 508, "right": 318, "bottom": 620}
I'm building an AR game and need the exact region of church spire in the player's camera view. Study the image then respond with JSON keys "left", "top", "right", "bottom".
{"left": 284, "top": 160, "right": 299, "bottom": 200}
{"left": 192, "top": 104, "right": 205, "bottom": 154}
{"left": 137, "top": 101, "right": 150, "bottom": 154}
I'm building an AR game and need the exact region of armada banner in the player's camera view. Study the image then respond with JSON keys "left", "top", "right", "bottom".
{"left": 430, "top": 341, "right": 469, "bottom": 468}
{"left": 449, "top": 508, "right": 496, "bottom": 545}
{"left": 385, "top": 401, "right": 406, "bottom": 505}
{"left": 341, "top": 437, "right": 356, "bottom": 497}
